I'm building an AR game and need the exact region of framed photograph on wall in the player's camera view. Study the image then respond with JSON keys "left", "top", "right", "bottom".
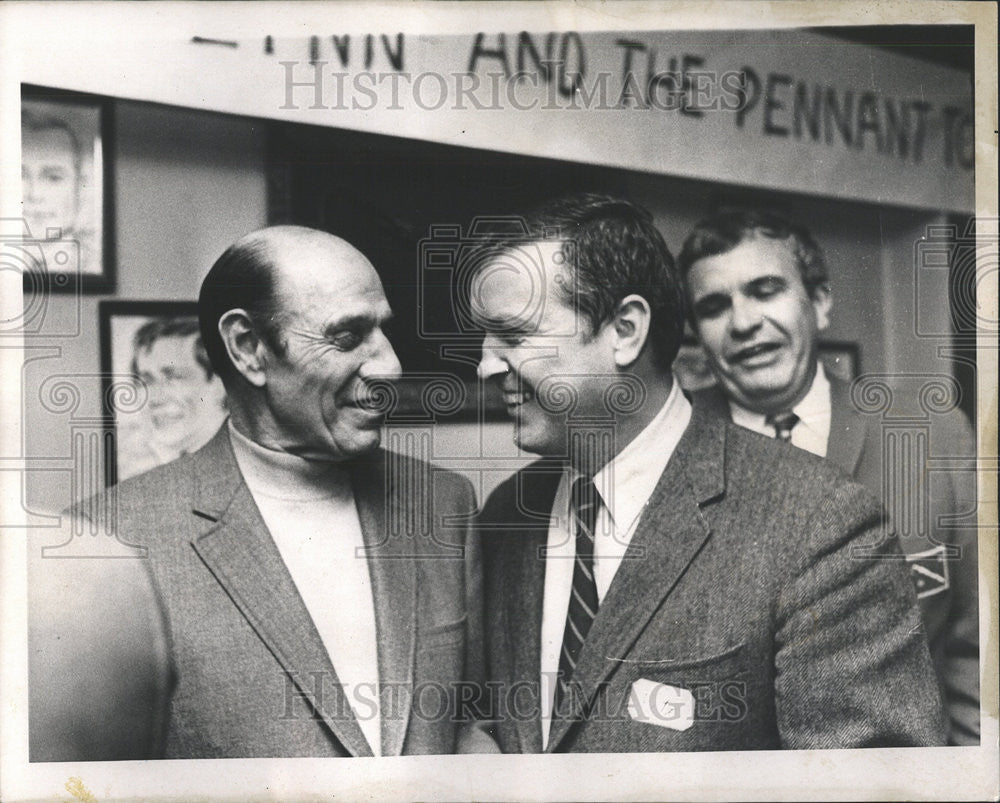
{"left": 21, "top": 84, "right": 114, "bottom": 292}
{"left": 675, "top": 338, "right": 861, "bottom": 392}
{"left": 100, "top": 301, "right": 228, "bottom": 485}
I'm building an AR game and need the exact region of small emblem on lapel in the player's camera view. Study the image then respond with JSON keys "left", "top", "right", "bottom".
{"left": 907, "top": 545, "right": 950, "bottom": 599}
{"left": 627, "top": 679, "right": 695, "bottom": 731}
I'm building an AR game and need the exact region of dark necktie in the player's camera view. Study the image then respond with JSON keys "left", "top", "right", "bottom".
{"left": 554, "top": 476, "right": 601, "bottom": 716}
{"left": 766, "top": 410, "right": 799, "bottom": 442}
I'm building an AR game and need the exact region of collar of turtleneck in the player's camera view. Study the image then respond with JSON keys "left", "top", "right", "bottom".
{"left": 227, "top": 420, "right": 352, "bottom": 502}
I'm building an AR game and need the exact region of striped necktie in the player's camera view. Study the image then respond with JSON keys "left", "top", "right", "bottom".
{"left": 554, "top": 476, "right": 601, "bottom": 716}
{"left": 765, "top": 410, "right": 799, "bottom": 443}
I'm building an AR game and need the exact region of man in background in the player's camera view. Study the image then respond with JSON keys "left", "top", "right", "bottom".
{"left": 119, "top": 317, "right": 228, "bottom": 480}
{"left": 679, "top": 208, "right": 979, "bottom": 744}
{"left": 21, "top": 111, "right": 82, "bottom": 242}
{"left": 473, "top": 193, "right": 944, "bottom": 752}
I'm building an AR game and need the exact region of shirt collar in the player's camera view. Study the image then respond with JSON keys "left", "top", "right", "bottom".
{"left": 573, "top": 376, "right": 692, "bottom": 535}
{"left": 729, "top": 362, "right": 830, "bottom": 437}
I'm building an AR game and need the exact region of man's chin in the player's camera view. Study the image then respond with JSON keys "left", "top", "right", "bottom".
{"left": 337, "top": 429, "right": 383, "bottom": 458}
{"left": 727, "top": 378, "right": 799, "bottom": 412}
{"left": 512, "top": 423, "right": 563, "bottom": 458}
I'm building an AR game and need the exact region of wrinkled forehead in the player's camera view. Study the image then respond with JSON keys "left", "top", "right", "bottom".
{"left": 272, "top": 238, "right": 387, "bottom": 314}
{"left": 470, "top": 240, "right": 574, "bottom": 329}
{"left": 690, "top": 234, "right": 803, "bottom": 290}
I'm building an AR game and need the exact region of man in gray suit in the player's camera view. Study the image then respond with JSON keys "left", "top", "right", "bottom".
{"left": 678, "top": 209, "right": 979, "bottom": 745}
{"left": 82, "top": 226, "right": 488, "bottom": 758}
{"left": 473, "top": 194, "right": 945, "bottom": 752}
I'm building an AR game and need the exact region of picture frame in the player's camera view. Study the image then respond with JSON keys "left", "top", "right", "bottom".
{"left": 21, "top": 84, "right": 115, "bottom": 292}
{"left": 675, "top": 338, "right": 861, "bottom": 392}
{"left": 99, "top": 301, "right": 228, "bottom": 485}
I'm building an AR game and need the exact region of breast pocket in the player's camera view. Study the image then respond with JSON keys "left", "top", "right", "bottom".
{"left": 628, "top": 642, "right": 748, "bottom": 682}
{"left": 619, "top": 643, "right": 749, "bottom": 733}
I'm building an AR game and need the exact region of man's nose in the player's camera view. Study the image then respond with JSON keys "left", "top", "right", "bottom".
{"left": 363, "top": 329, "right": 403, "bottom": 381}
{"left": 729, "top": 297, "right": 763, "bottom": 337}
{"left": 144, "top": 380, "right": 167, "bottom": 407}
{"left": 23, "top": 175, "right": 38, "bottom": 202}
{"left": 478, "top": 340, "right": 509, "bottom": 380}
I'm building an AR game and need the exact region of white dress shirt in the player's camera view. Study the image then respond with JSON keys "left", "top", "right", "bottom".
{"left": 728, "top": 363, "right": 832, "bottom": 457}
{"left": 228, "top": 422, "right": 382, "bottom": 755}
{"left": 539, "top": 378, "right": 693, "bottom": 747}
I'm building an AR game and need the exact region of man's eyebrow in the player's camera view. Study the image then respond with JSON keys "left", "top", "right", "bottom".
{"left": 323, "top": 314, "right": 373, "bottom": 334}
{"left": 692, "top": 290, "right": 730, "bottom": 304}
{"left": 746, "top": 275, "right": 787, "bottom": 286}
{"left": 322, "top": 309, "right": 394, "bottom": 335}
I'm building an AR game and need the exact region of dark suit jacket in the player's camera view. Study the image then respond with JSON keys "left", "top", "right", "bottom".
{"left": 479, "top": 402, "right": 946, "bottom": 752}
{"left": 695, "top": 377, "right": 979, "bottom": 744}
{"left": 81, "top": 427, "right": 486, "bottom": 758}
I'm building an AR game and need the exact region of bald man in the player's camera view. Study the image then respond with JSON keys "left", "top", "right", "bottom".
{"left": 78, "top": 227, "right": 490, "bottom": 758}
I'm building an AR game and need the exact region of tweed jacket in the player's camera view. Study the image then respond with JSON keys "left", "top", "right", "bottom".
{"left": 695, "top": 377, "right": 979, "bottom": 744}
{"left": 479, "top": 401, "right": 946, "bottom": 752}
{"left": 82, "top": 426, "right": 485, "bottom": 758}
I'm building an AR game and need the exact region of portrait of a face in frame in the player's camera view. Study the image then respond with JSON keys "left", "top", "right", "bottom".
{"left": 107, "top": 311, "right": 228, "bottom": 482}
{"left": 21, "top": 96, "right": 104, "bottom": 277}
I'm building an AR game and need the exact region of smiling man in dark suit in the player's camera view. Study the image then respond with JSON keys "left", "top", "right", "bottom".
{"left": 472, "top": 193, "right": 945, "bottom": 752}
{"left": 678, "top": 209, "right": 979, "bottom": 745}
{"left": 80, "top": 225, "right": 488, "bottom": 758}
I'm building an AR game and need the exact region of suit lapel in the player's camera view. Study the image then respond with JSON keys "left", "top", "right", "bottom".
{"left": 825, "top": 376, "right": 866, "bottom": 477}
{"left": 691, "top": 384, "right": 731, "bottom": 420}
{"left": 352, "top": 450, "right": 416, "bottom": 758}
{"left": 188, "top": 428, "right": 374, "bottom": 758}
{"left": 545, "top": 406, "right": 723, "bottom": 752}
{"left": 499, "top": 462, "right": 563, "bottom": 754}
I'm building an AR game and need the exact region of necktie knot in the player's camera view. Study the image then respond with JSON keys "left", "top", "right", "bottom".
{"left": 570, "top": 477, "right": 599, "bottom": 533}
{"left": 765, "top": 410, "right": 799, "bottom": 442}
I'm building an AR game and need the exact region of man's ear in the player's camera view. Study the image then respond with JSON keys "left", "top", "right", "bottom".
{"left": 218, "top": 309, "right": 268, "bottom": 388}
{"left": 811, "top": 283, "right": 833, "bottom": 332}
{"left": 610, "top": 294, "right": 652, "bottom": 368}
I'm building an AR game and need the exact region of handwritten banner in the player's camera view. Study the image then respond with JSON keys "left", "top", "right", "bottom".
{"left": 19, "top": 27, "right": 974, "bottom": 211}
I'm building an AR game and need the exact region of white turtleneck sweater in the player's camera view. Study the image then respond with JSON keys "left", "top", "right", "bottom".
{"left": 228, "top": 422, "right": 382, "bottom": 755}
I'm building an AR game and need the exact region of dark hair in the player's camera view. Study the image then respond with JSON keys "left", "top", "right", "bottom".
{"left": 131, "top": 317, "right": 212, "bottom": 379}
{"left": 479, "top": 193, "right": 685, "bottom": 370}
{"left": 197, "top": 234, "right": 286, "bottom": 386}
{"left": 677, "top": 208, "right": 829, "bottom": 297}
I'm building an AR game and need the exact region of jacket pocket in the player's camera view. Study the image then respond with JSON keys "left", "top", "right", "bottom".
{"left": 617, "top": 643, "right": 751, "bottom": 733}
{"left": 619, "top": 642, "right": 748, "bottom": 684}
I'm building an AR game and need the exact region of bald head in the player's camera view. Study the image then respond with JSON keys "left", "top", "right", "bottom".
{"left": 242, "top": 225, "right": 363, "bottom": 264}
{"left": 198, "top": 226, "right": 377, "bottom": 388}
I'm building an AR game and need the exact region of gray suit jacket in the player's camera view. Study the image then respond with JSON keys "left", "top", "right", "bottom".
{"left": 29, "top": 519, "right": 175, "bottom": 762}
{"left": 83, "top": 427, "right": 485, "bottom": 758}
{"left": 695, "top": 377, "right": 979, "bottom": 744}
{"left": 479, "top": 402, "right": 945, "bottom": 752}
